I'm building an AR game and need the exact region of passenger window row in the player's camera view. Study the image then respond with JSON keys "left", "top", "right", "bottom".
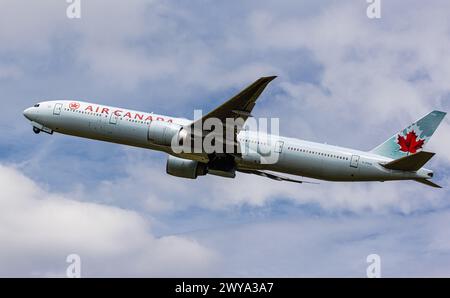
{"left": 239, "top": 138, "right": 268, "bottom": 146}
{"left": 65, "top": 108, "right": 107, "bottom": 118}
{"left": 287, "top": 146, "right": 349, "bottom": 160}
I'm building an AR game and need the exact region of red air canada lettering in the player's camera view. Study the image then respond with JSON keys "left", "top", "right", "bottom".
{"left": 82, "top": 104, "right": 173, "bottom": 122}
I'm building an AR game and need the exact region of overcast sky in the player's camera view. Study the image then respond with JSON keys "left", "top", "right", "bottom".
{"left": 1, "top": 0, "right": 450, "bottom": 277}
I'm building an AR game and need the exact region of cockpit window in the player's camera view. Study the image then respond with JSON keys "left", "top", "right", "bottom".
{"left": 34, "top": 104, "right": 40, "bottom": 107}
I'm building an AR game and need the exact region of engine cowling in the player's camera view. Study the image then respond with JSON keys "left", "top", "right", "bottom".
{"left": 148, "top": 121, "right": 186, "bottom": 147}
{"left": 166, "top": 155, "right": 207, "bottom": 179}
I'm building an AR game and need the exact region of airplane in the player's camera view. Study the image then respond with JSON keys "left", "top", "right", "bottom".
{"left": 23, "top": 76, "right": 446, "bottom": 187}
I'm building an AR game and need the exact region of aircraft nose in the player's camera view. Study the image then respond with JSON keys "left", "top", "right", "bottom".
{"left": 23, "top": 108, "right": 34, "bottom": 121}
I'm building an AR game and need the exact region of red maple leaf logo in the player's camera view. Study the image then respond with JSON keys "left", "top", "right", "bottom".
{"left": 69, "top": 102, "right": 80, "bottom": 110}
{"left": 397, "top": 130, "right": 425, "bottom": 154}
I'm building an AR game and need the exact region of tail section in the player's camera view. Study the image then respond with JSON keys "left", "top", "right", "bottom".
{"left": 370, "top": 110, "right": 446, "bottom": 159}
{"left": 381, "top": 151, "right": 442, "bottom": 188}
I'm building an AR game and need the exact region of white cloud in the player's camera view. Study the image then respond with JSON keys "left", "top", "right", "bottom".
{"left": 0, "top": 0, "right": 65, "bottom": 54}
{"left": 3, "top": 159, "right": 445, "bottom": 277}
{"left": 2, "top": 0, "right": 450, "bottom": 277}
{"left": 238, "top": 1, "right": 450, "bottom": 151}
{"left": 0, "top": 164, "right": 216, "bottom": 277}
{"left": 195, "top": 210, "right": 450, "bottom": 277}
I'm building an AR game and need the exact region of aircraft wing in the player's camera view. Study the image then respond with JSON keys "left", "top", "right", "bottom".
{"left": 187, "top": 76, "right": 277, "bottom": 151}
{"left": 238, "top": 169, "right": 318, "bottom": 184}
{"left": 190, "top": 76, "right": 276, "bottom": 131}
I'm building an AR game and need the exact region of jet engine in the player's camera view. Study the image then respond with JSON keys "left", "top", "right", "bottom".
{"left": 166, "top": 155, "right": 207, "bottom": 179}
{"left": 148, "top": 121, "right": 189, "bottom": 147}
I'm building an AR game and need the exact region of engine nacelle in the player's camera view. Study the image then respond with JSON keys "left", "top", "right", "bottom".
{"left": 148, "top": 121, "right": 186, "bottom": 147}
{"left": 166, "top": 155, "right": 207, "bottom": 179}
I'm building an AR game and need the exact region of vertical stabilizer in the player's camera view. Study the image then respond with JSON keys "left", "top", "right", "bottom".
{"left": 370, "top": 110, "right": 446, "bottom": 159}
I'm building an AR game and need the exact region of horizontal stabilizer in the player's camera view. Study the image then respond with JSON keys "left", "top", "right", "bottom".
{"left": 382, "top": 151, "right": 435, "bottom": 171}
{"left": 414, "top": 179, "right": 442, "bottom": 188}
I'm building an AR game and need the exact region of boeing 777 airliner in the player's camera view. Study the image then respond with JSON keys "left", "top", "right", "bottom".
{"left": 23, "top": 76, "right": 446, "bottom": 187}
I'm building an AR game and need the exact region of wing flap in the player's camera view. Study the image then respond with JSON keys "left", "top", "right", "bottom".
{"left": 238, "top": 169, "right": 318, "bottom": 184}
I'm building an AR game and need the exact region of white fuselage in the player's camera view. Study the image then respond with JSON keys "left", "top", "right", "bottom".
{"left": 23, "top": 100, "right": 432, "bottom": 183}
